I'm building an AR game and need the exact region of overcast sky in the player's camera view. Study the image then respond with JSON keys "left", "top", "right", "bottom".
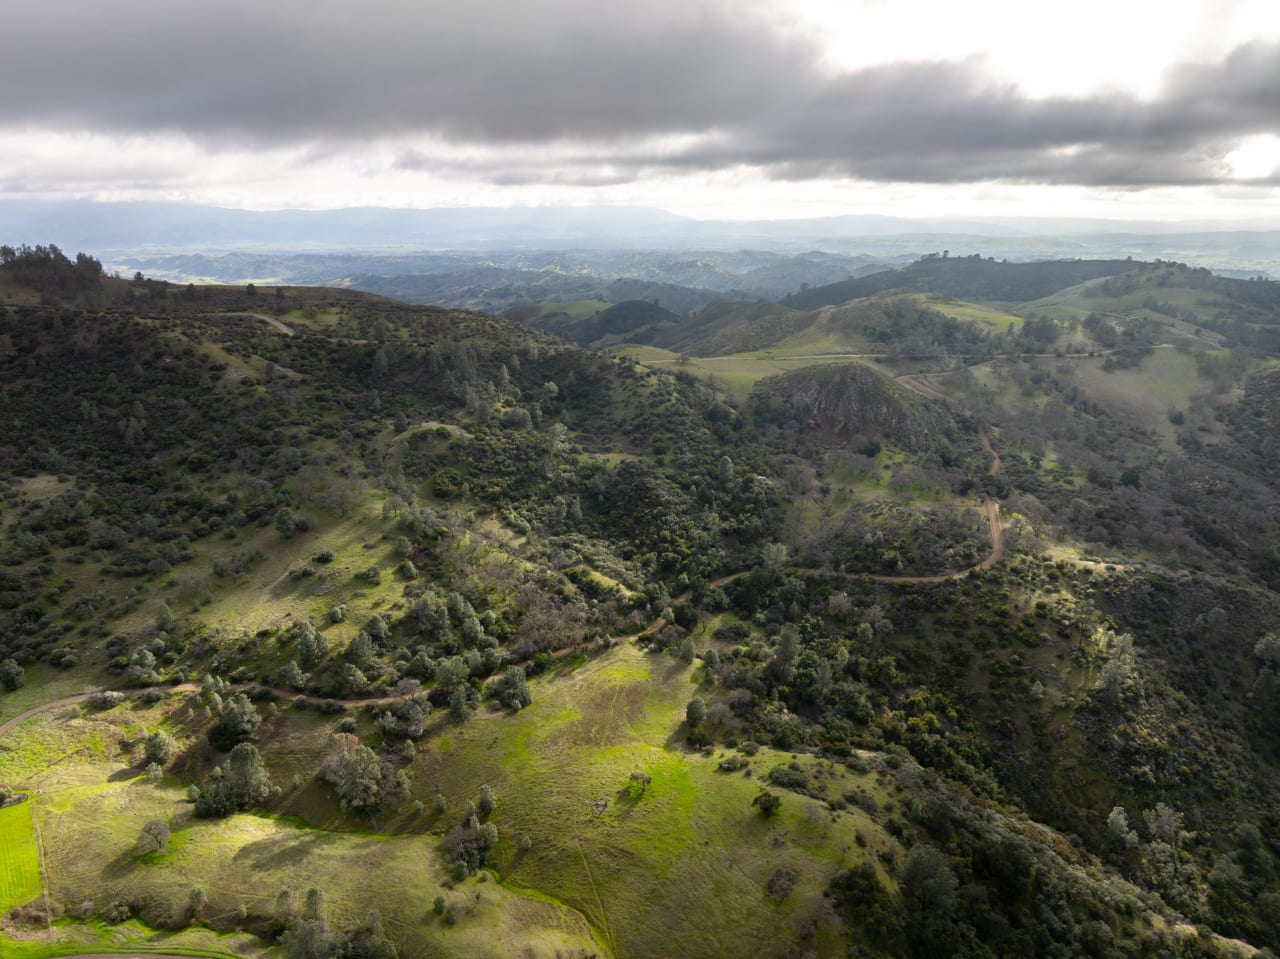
{"left": 3, "top": 0, "right": 1279, "bottom": 221}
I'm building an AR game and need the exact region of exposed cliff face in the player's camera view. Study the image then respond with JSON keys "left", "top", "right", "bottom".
{"left": 752, "top": 362, "right": 954, "bottom": 451}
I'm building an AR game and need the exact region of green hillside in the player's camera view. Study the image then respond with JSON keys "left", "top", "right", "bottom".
{"left": 2, "top": 246, "right": 1280, "bottom": 959}
{"left": 783, "top": 255, "right": 1138, "bottom": 310}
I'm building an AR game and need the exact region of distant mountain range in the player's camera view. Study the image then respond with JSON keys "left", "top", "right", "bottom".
{"left": 3, "top": 199, "right": 1280, "bottom": 263}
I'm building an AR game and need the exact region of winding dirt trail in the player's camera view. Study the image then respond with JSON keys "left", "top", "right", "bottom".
{"left": 0, "top": 683, "right": 426, "bottom": 740}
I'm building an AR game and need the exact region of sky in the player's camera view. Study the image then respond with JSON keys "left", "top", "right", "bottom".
{"left": 2, "top": 0, "right": 1279, "bottom": 222}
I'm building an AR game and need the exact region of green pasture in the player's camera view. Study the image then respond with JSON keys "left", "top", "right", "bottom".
{"left": 616, "top": 345, "right": 883, "bottom": 402}
{"left": 0, "top": 800, "right": 44, "bottom": 911}
{"left": 1069, "top": 348, "right": 1215, "bottom": 445}
{"left": 908, "top": 293, "right": 1023, "bottom": 331}
{"left": 0, "top": 649, "right": 895, "bottom": 958}
{"left": 0, "top": 666, "right": 89, "bottom": 725}
{"left": 412, "top": 643, "right": 890, "bottom": 958}
{"left": 2, "top": 690, "right": 599, "bottom": 959}
{"left": 35, "top": 783, "right": 597, "bottom": 959}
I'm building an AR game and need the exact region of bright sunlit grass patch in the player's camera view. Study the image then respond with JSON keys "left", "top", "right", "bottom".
{"left": 0, "top": 800, "right": 43, "bottom": 911}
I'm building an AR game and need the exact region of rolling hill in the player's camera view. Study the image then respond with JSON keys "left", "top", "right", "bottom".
{"left": 2, "top": 245, "right": 1280, "bottom": 959}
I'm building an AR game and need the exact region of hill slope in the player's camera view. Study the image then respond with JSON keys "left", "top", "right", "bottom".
{"left": 2, "top": 248, "right": 1280, "bottom": 959}
{"left": 783, "top": 255, "right": 1138, "bottom": 309}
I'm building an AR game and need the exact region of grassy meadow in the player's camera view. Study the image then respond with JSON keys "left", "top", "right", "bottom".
{"left": 0, "top": 800, "right": 44, "bottom": 912}
{"left": 0, "top": 642, "right": 897, "bottom": 959}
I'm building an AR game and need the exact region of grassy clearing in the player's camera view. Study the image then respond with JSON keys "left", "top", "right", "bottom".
{"left": 615, "top": 344, "right": 882, "bottom": 401}
{"left": 0, "top": 800, "right": 44, "bottom": 911}
{"left": 3, "top": 633, "right": 893, "bottom": 957}
{"left": 909, "top": 294, "right": 1023, "bottom": 331}
{"left": 29, "top": 754, "right": 598, "bottom": 959}
{"left": 412, "top": 643, "right": 885, "bottom": 958}
{"left": 37, "top": 786, "right": 597, "bottom": 958}
{"left": 14, "top": 475, "right": 76, "bottom": 502}
{"left": 1070, "top": 349, "right": 1212, "bottom": 445}
{"left": 766, "top": 307, "right": 872, "bottom": 356}
{"left": 0, "top": 696, "right": 176, "bottom": 792}
{"left": 0, "top": 666, "right": 91, "bottom": 725}
{"left": 140, "top": 499, "right": 407, "bottom": 658}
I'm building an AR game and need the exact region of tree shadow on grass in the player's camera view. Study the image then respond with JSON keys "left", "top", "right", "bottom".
{"left": 659, "top": 657, "right": 690, "bottom": 682}
{"left": 108, "top": 765, "right": 143, "bottom": 782}
{"left": 232, "top": 831, "right": 330, "bottom": 871}
{"left": 102, "top": 848, "right": 142, "bottom": 880}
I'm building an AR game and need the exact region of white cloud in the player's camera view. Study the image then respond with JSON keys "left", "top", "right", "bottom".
{"left": 2, "top": 0, "right": 1279, "bottom": 218}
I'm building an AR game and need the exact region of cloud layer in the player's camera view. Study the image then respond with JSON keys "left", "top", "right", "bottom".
{"left": 3, "top": 0, "right": 1278, "bottom": 189}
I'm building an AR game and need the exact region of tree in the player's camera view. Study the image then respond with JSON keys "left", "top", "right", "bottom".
{"left": 188, "top": 886, "right": 207, "bottom": 920}
{"left": 350, "top": 910, "right": 398, "bottom": 959}
{"left": 440, "top": 818, "right": 499, "bottom": 875}
{"left": 365, "top": 614, "right": 390, "bottom": 646}
{"left": 194, "top": 743, "right": 274, "bottom": 818}
{"left": 278, "top": 660, "right": 308, "bottom": 690}
{"left": 277, "top": 888, "right": 296, "bottom": 920}
{"left": 346, "top": 632, "right": 374, "bottom": 668}
{"left": 1142, "top": 802, "right": 1185, "bottom": 847}
{"left": 210, "top": 692, "right": 261, "bottom": 749}
{"left": 376, "top": 697, "right": 430, "bottom": 740}
{"left": 0, "top": 658, "right": 24, "bottom": 691}
{"left": 685, "top": 697, "right": 706, "bottom": 728}
{"left": 226, "top": 743, "right": 274, "bottom": 807}
{"left": 296, "top": 623, "right": 329, "bottom": 666}
{"left": 318, "top": 735, "right": 403, "bottom": 820}
{"left": 753, "top": 789, "right": 782, "bottom": 816}
{"left": 448, "top": 684, "right": 477, "bottom": 720}
{"left": 478, "top": 784, "right": 496, "bottom": 818}
{"left": 282, "top": 918, "right": 346, "bottom": 959}
{"left": 492, "top": 665, "right": 531, "bottom": 710}
{"left": 768, "top": 626, "right": 798, "bottom": 684}
{"left": 276, "top": 506, "right": 298, "bottom": 537}
{"left": 762, "top": 541, "right": 788, "bottom": 574}
{"left": 134, "top": 819, "right": 170, "bottom": 856}
{"left": 1107, "top": 805, "right": 1139, "bottom": 849}
{"left": 335, "top": 743, "right": 383, "bottom": 816}
{"left": 900, "top": 845, "right": 958, "bottom": 915}
{"left": 144, "top": 729, "right": 175, "bottom": 767}
{"left": 435, "top": 656, "right": 469, "bottom": 689}
{"left": 1255, "top": 632, "right": 1280, "bottom": 668}
{"left": 718, "top": 455, "right": 734, "bottom": 489}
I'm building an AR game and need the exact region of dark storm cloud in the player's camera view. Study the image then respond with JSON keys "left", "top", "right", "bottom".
{"left": 0, "top": 0, "right": 813, "bottom": 143}
{"left": 3, "top": 0, "right": 1278, "bottom": 187}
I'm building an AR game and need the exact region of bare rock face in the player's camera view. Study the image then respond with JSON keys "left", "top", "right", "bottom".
{"left": 753, "top": 363, "right": 953, "bottom": 451}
